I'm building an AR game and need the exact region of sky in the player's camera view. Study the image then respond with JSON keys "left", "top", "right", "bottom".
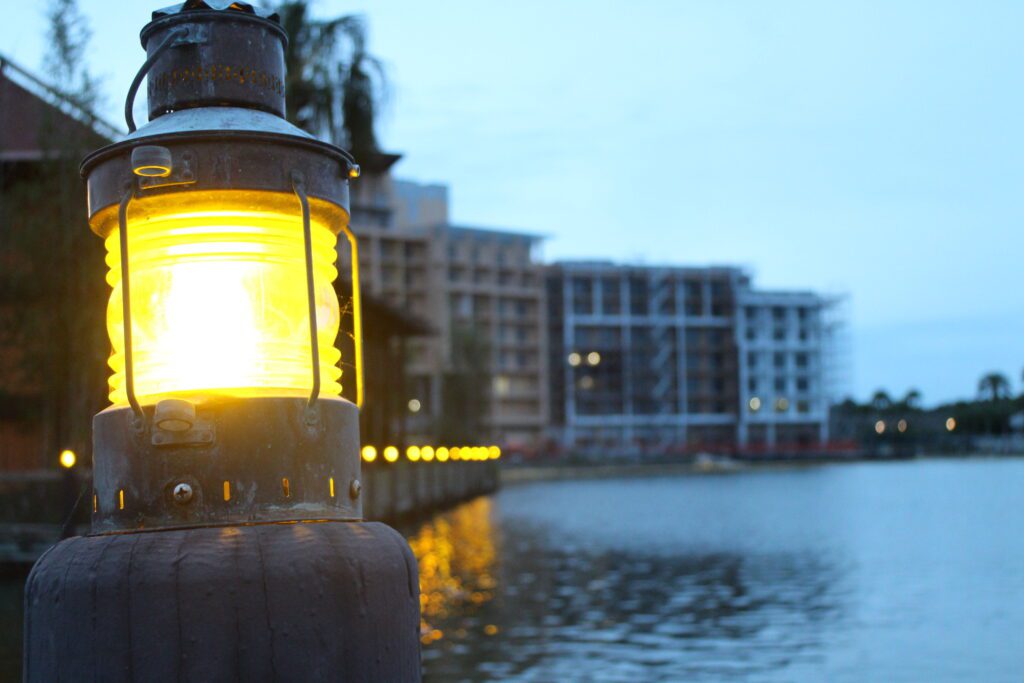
{"left": 1, "top": 1, "right": 1021, "bottom": 406}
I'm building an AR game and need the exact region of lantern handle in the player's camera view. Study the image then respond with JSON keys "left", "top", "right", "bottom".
{"left": 125, "top": 27, "right": 190, "bottom": 134}
{"left": 117, "top": 184, "right": 145, "bottom": 427}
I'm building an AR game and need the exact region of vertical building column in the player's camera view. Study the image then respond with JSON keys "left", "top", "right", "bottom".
{"left": 675, "top": 277, "right": 688, "bottom": 447}
{"left": 563, "top": 275, "right": 576, "bottom": 449}
{"left": 620, "top": 275, "right": 634, "bottom": 449}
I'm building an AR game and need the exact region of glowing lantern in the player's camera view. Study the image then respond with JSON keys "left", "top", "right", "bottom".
{"left": 24, "top": 6, "right": 421, "bottom": 681}
{"left": 77, "top": 2, "right": 365, "bottom": 531}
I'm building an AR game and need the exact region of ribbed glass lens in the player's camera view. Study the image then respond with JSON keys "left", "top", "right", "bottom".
{"left": 102, "top": 190, "right": 342, "bottom": 404}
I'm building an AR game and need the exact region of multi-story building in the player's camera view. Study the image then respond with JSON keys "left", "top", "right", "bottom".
{"left": 735, "top": 290, "right": 831, "bottom": 450}
{"left": 441, "top": 225, "right": 547, "bottom": 446}
{"left": 546, "top": 261, "right": 832, "bottom": 455}
{"left": 345, "top": 162, "right": 548, "bottom": 448}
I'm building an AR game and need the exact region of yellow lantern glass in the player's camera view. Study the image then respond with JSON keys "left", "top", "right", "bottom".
{"left": 96, "top": 190, "right": 348, "bottom": 405}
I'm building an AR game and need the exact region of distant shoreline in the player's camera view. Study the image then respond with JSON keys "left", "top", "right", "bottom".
{"left": 499, "top": 453, "right": 1024, "bottom": 485}
{"left": 500, "top": 460, "right": 794, "bottom": 485}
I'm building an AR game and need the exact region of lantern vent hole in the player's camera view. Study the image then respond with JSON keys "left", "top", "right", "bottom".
{"left": 223, "top": 481, "right": 231, "bottom": 501}
{"left": 329, "top": 477, "right": 335, "bottom": 498}
{"left": 282, "top": 478, "right": 290, "bottom": 498}
{"left": 118, "top": 490, "right": 125, "bottom": 510}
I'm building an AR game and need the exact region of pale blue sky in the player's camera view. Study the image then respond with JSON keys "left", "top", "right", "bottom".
{"left": 2, "top": 1, "right": 1021, "bottom": 405}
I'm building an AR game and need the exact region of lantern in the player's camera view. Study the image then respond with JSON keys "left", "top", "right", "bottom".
{"left": 25, "top": 4, "right": 420, "bottom": 680}
{"left": 75, "top": 0, "right": 369, "bottom": 530}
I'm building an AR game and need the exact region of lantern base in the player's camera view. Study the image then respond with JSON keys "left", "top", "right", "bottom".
{"left": 24, "top": 521, "right": 422, "bottom": 682}
{"left": 92, "top": 397, "right": 362, "bottom": 532}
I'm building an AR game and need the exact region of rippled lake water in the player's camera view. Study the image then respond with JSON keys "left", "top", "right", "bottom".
{"left": 410, "top": 459, "right": 1024, "bottom": 682}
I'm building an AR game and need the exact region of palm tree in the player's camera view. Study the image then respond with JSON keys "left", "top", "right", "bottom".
{"left": 870, "top": 389, "right": 892, "bottom": 411}
{"left": 278, "top": 2, "right": 387, "bottom": 153}
{"left": 977, "top": 372, "right": 1011, "bottom": 402}
{"left": 903, "top": 388, "right": 922, "bottom": 410}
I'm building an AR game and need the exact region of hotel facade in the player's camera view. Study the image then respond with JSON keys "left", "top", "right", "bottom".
{"left": 545, "top": 262, "right": 834, "bottom": 455}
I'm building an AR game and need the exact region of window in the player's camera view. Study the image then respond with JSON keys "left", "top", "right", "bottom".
{"left": 748, "top": 378, "right": 758, "bottom": 392}
{"left": 774, "top": 377, "right": 786, "bottom": 392}
{"left": 747, "top": 351, "right": 758, "bottom": 367}
{"left": 796, "top": 377, "right": 809, "bottom": 392}
{"left": 629, "top": 276, "right": 649, "bottom": 315}
{"left": 795, "top": 353, "right": 809, "bottom": 368}
{"left": 601, "top": 277, "right": 621, "bottom": 314}
{"left": 773, "top": 327, "right": 786, "bottom": 341}
{"left": 774, "top": 352, "right": 786, "bottom": 369}
{"left": 797, "top": 400, "right": 811, "bottom": 414}
{"left": 572, "top": 277, "right": 593, "bottom": 314}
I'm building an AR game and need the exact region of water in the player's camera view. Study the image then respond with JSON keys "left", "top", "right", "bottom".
{"left": 411, "top": 459, "right": 1024, "bottom": 682}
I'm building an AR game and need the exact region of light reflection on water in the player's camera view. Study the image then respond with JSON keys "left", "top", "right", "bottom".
{"left": 408, "top": 459, "right": 1024, "bottom": 682}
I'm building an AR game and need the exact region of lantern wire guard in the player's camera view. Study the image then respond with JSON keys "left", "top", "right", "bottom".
{"left": 117, "top": 186, "right": 145, "bottom": 425}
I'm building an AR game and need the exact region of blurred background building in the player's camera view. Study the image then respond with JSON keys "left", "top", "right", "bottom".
{"left": 346, "top": 159, "right": 547, "bottom": 451}
{"left": 545, "top": 262, "right": 835, "bottom": 456}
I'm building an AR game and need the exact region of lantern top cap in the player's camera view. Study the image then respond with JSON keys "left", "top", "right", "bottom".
{"left": 152, "top": 1, "right": 279, "bottom": 23}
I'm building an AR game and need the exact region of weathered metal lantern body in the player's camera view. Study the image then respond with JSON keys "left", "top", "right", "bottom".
{"left": 24, "top": 4, "right": 421, "bottom": 681}
{"left": 80, "top": 1, "right": 366, "bottom": 531}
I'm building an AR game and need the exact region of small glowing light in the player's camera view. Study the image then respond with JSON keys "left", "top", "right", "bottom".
{"left": 407, "top": 445, "right": 421, "bottom": 462}
{"left": 897, "top": 419, "right": 908, "bottom": 433}
{"left": 875, "top": 420, "right": 886, "bottom": 434}
{"left": 384, "top": 446, "right": 399, "bottom": 462}
{"left": 451, "top": 447, "right": 461, "bottom": 461}
{"left": 59, "top": 449, "right": 76, "bottom": 469}
{"left": 568, "top": 352, "right": 581, "bottom": 367}
{"left": 748, "top": 396, "right": 761, "bottom": 412}
{"left": 946, "top": 417, "right": 956, "bottom": 432}
{"left": 579, "top": 376, "right": 595, "bottom": 390}
{"left": 421, "top": 446, "right": 435, "bottom": 462}
{"left": 775, "top": 397, "right": 789, "bottom": 412}
{"left": 493, "top": 375, "right": 511, "bottom": 396}
{"left": 484, "top": 624, "right": 499, "bottom": 636}
{"left": 408, "top": 398, "right": 422, "bottom": 413}
{"left": 488, "top": 445, "right": 501, "bottom": 460}
{"left": 586, "top": 351, "right": 601, "bottom": 366}
{"left": 361, "top": 445, "right": 377, "bottom": 462}
{"left": 437, "top": 447, "right": 450, "bottom": 462}
{"left": 476, "top": 447, "right": 487, "bottom": 461}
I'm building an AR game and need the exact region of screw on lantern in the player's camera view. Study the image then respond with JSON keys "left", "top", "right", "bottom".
{"left": 172, "top": 482, "right": 194, "bottom": 505}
